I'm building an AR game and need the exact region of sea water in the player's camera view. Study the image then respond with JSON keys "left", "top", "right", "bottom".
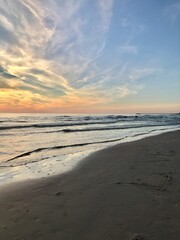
{"left": 0, "top": 113, "right": 180, "bottom": 184}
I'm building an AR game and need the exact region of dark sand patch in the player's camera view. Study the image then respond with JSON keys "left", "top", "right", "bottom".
{"left": 0, "top": 131, "right": 180, "bottom": 240}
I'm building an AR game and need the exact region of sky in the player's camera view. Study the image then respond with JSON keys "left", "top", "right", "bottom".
{"left": 0, "top": 0, "right": 180, "bottom": 113}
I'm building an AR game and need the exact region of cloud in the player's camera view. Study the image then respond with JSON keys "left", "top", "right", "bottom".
{"left": 0, "top": 25, "right": 17, "bottom": 44}
{"left": 128, "top": 68, "right": 158, "bottom": 81}
{"left": 0, "top": 66, "right": 18, "bottom": 79}
{"left": 118, "top": 45, "right": 138, "bottom": 54}
{"left": 0, "top": 0, "right": 156, "bottom": 111}
{"left": 98, "top": 0, "right": 114, "bottom": 32}
{"left": 20, "top": 75, "right": 61, "bottom": 97}
{"left": 0, "top": 66, "right": 19, "bottom": 90}
{"left": 0, "top": 81, "right": 13, "bottom": 89}
{"left": 117, "top": 17, "right": 145, "bottom": 58}
{"left": 102, "top": 85, "right": 138, "bottom": 102}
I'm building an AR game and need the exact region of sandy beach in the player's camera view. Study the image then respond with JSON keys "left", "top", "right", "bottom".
{"left": 0, "top": 130, "right": 179, "bottom": 240}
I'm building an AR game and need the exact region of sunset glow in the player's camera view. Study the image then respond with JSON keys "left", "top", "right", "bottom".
{"left": 0, "top": 0, "right": 179, "bottom": 113}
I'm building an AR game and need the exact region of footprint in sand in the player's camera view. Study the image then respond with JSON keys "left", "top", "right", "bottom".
{"left": 132, "top": 234, "right": 144, "bottom": 240}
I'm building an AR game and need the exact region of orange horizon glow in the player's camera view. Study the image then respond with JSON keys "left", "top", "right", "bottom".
{"left": 0, "top": 101, "right": 179, "bottom": 114}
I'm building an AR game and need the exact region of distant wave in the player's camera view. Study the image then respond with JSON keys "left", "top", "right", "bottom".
{"left": 0, "top": 113, "right": 179, "bottom": 132}
{"left": 62, "top": 123, "right": 180, "bottom": 133}
{"left": 0, "top": 119, "right": 135, "bottom": 131}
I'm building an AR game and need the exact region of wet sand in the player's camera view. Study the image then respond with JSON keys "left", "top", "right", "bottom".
{"left": 0, "top": 130, "right": 180, "bottom": 240}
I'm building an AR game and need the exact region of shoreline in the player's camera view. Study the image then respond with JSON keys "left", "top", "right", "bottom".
{"left": 0, "top": 127, "right": 179, "bottom": 186}
{"left": 0, "top": 130, "right": 180, "bottom": 239}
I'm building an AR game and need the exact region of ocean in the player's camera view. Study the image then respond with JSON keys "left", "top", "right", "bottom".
{"left": 0, "top": 113, "right": 180, "bottom": 184}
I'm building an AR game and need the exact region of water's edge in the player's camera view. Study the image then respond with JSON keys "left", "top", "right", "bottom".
{"left": 0, "top": 127, "right": 179, "bottom": 186}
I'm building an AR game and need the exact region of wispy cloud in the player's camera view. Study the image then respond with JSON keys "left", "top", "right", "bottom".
{"left": 128, "top": 68, "right": 159, "bottom": 81}
{"left": 98, "top": 0, "right": 114, "bottom": 32}
{"left": 0, "top": 0, "right": 167, "bottom": 112}
{"left": 118, "top": 45, "right": 138, "bottom": 55}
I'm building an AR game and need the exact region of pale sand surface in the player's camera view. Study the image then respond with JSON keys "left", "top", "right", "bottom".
{"left": 0, "top": 131, "right": 180, "bottom": 240}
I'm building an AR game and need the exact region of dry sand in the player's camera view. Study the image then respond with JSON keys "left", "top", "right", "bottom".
{"left": 0, "top": 130, "right": 180, "bottom": 240}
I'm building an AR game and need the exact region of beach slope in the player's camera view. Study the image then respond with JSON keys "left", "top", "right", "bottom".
{"left": 0, "top": 131, "right": 180, "bottom": 240}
